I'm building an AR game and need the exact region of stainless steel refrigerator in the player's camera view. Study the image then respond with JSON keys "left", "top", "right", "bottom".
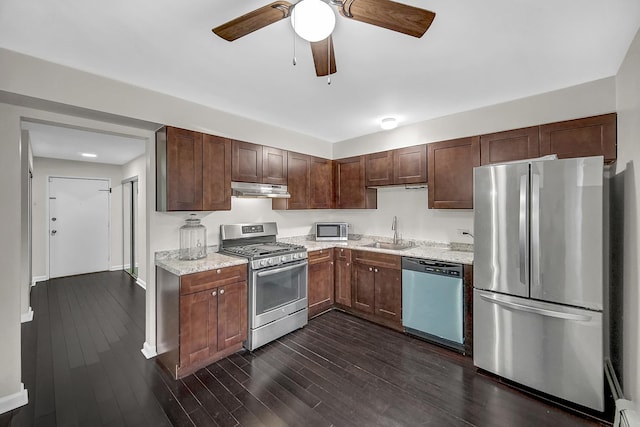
{"left": 473, "top": 155, "right": 605, "bottom": 411}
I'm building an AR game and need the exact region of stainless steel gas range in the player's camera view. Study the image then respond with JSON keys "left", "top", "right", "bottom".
{"left": 220, "top": 222, "right": 308, "bottom": 351}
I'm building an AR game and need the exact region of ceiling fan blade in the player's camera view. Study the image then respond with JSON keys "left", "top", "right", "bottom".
{"left": 339, "top": 0, "right": 435, "bottom": 38}
{"left": 213, "top": 1, "right": 293, "bottom": 41}
{"left": 310, "top": 36, "right": 337, "bottom": 77}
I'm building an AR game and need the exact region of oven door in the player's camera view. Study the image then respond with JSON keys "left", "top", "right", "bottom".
{"left": 251, "top": 260, "right": 308, "bottom": 329}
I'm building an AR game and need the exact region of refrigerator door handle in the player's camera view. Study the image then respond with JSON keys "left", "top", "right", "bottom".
{"left": 519, "top": 174, "right": 528, "bottom": 286}
{"left": 478, "top": 292, "right": 592, "bottom": 322}
{"left": 531, "top": 173, "right": 541, "bottom": 288}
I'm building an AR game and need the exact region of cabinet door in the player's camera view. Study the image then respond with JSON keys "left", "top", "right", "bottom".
{"left": 287, "top": 152, "right": 311, "bottom": 209}
{"left": 352, "top": 262, "right": 375, "bottom": 314}
{"left": 308, "top": 252, "right": 335, "bottom": 317}
{"left": 365, "top": 151, "right": 393, "bottom": 187}
{"left": 263, "top": 146, "right": 288, "bottom": 185}
{"left": 310, "top": 157, "right": 334, "bottom": 209}
{"left": 480, "top": 126, "right": 540, "bottom": 165}
{"left": 202, "top": 134, "right": 231, "bottom": 211}
{"left": 334, "top": 248, "right": 352, "bottom": 307}
{"left": 217, "top": 282, "right": 247, "bottom": 351}
{"left": 165, "top": 127, "right": 203, "bottom": 211}
{"left": 374, "top": 267, "right": 402, "bottom": 323}
{"left": 180, "top": 289, "right": 217, "bottom": 367}
{"left": 335, "top": 156, "right": 377, "bottom": 209}
{"left": 232, "top": 140, "right": 263, "bottom": 182}
{"left": 539, "top": 113, "right": 616, "bottom": 163}
{"left": 393, "top": 145, "right": 427, "bottom": 184}
{"left": 427, "top": 136, "right": 480, "bottom": 209}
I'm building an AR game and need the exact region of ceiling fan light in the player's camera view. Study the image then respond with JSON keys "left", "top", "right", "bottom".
{"left": 291, "top": 0, "right": 336, "bottom": 42}
{"left": 380, "top": 117, "right": 398, "bottom": 130}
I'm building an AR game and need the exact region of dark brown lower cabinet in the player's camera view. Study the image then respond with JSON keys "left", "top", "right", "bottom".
{"left": 308, "top": 249, "right": 335, "bottom": 318}
{"left": 334, "top": 248, "right": 352, "bottom": 307}
{"left": 157, "top": 265, "right": 247, "bottom": 379}
{"left": 351, "top": 251, "right": 402, "bottom": 329}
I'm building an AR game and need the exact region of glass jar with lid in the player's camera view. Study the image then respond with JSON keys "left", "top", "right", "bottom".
{"left": 179, "top": 215, "right": 207, "bottom": 260}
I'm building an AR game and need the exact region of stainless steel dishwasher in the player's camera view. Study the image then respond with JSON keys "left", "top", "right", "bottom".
{"left": 402, "top": 257, "right": 464, "bottom": 351}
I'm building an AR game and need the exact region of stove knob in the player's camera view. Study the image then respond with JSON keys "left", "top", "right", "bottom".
{"left": 281, "top": 256, "right": 287, "bottom": 262}
{"left": 292, "top": 253, "right": 298, "bottom": 259}
{"left": 259, "top": 260, "right": 266, "bottom": 267}
{"left": 268, "top": 258, "right": 274, "bottom": 265}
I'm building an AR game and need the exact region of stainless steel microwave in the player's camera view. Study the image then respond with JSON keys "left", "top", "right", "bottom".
{"left": 315, "top": 223, "right": 349, "bottom": 241}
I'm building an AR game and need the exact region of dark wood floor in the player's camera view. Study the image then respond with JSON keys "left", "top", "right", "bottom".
{"left": 3, "top": 271, "right": 609, "bottom": 427}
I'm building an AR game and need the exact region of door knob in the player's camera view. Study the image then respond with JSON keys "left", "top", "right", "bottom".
{"left": 51, "top": 230, "right": 57, "bottom": 235}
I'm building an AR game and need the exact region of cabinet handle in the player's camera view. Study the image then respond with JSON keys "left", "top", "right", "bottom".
{"left": 330, "top": 262, "right": 333, "bottom": 265}
{"left": 212, "top": 290, "right": 217, "bottom": 296}
{"left": 219, "top": 289, "right": 225, "bottom": 295}
{"left": 216, "top": 269, "right": 221, "bottom": 274}
{"left": 369, "top": 267, "right": 373, "bottom": 272}
{"left": 320, "top": 250, "right": 323, "bottom": 254}
{"left": 346, "top": 263, "right": 350, "bottom": 266}
{"left": 374, "top": 268, "right": 379, "bottom": 273}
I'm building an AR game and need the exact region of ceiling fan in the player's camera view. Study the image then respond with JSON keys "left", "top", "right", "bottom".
{"left": 212, "top": 0, "right": 436, "bottom": 78}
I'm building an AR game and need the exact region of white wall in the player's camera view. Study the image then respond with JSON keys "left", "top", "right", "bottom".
{"left": 0, "top": 104, "right": 27, "bottom": 412}
{"left": 121, "top": 154, "right": 147, "bottom": 286}
{"left": 334, "top": 78, "right": 617, "bottom": 159}
{"left": 614, "top": 27, "right": 640, "bottom": 403}
{"left": 31, "top": 157, "right": 125, "bottom": 278}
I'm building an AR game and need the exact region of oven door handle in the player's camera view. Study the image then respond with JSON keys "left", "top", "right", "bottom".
{"left": 256, "top": 261, "right": 308, "bottom": 278}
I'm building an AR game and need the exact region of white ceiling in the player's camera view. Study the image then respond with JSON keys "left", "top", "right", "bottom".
{"left": 24, "top": 121, "right": 146, "bottom": 165}
{"left": 1, "top": 0, "right": 640, "bottom": 143}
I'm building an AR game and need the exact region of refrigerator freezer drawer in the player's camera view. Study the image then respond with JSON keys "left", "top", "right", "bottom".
{"left": 473, "top": 289, "right": 603, "bottom": 411}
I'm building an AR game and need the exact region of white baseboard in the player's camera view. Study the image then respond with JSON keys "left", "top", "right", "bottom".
{"left": 0, "top": 383, "right": 28, "bottom": 415}
{"left": 141, "top": 342, "right": 157, "bottom": 359}
{"left": 32, "top": 275, "right": 47, "bottom": 286}
{"left": 136, "top": 278, "right": 146, "bottom": 290}
{"left": 21, "top": 307, "right": 33, "bottom": 323}
{"left": 110, "top": 265, "right": 124, "bottom": 271}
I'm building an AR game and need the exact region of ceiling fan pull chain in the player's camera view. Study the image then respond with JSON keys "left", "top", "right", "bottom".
{"left": 292, "top": 11, "right": 297, "bottom": 66}
{"left": 327, "top": 37, "right": 331, "bottom": 85}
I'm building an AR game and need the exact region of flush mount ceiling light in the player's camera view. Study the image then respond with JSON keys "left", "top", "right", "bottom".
{"left": 81, "top": 153, "right": 97, "bottom": 158}
{"left": 380, "top": 117, "right": 398, "bottom": 130}
{"left": 291, "top": 0, "right": 336, "bottom": 42}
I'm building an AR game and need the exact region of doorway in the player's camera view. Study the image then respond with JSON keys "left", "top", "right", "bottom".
{"left": 122, "top": 176, "right": 138, "bottom": 279}
{"left": 49, "top": 176, "right": 110, "bottom": 278}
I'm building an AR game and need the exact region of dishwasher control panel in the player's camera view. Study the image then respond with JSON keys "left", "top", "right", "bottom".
{"left": 402, "top": 257, "right": 463, "bottom": 277}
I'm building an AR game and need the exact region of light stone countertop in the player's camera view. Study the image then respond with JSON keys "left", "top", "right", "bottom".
{"left": 155, "top": 246, "right": 247, "bottom": 276}
{"left": 155, "top": 235, "right": 473, "bottom": 277}
{"left": 280, "top": 235, "right": 474, "bottom": 265}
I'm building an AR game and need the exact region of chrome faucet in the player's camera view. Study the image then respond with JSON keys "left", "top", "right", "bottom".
{"left": 392, "top": 216, "right": 399, "bottom": 244}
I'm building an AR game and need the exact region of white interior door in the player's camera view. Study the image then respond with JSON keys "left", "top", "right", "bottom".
{"left": 49, "top": 177, "right": 110, "bottom": 278}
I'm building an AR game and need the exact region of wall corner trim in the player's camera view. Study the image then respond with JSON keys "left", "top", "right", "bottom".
{"left": 20, "top": 307, "right": 33, "bottom": 323}
{"left": 141, "top": 342, "right": 157, "bottom": 359}
{"left": 32, "top": 276, "right": 47, "bottom": 286}
{"left": 136, "top": 278, "right": 146, "bottom": 290}
{"left": 0, "top": 383, "right": 28, "bottom": 415}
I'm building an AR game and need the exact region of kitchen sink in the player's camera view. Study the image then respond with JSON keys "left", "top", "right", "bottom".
{"left": 362, "top": 241, "right": 414, "bottom": 251}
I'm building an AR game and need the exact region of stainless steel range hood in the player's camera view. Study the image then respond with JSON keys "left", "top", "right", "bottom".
{"left": 231, "top": 181, "right": 291, "bottom": 198}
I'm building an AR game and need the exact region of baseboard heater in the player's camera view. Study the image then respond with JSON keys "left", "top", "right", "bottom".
{"left": 605, "top": 358, "right": 640, "bottom": 427}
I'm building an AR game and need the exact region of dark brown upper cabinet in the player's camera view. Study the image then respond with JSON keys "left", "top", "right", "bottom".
{"left": 427, "top": 136, "right": 480, "bottom": 209}
{"left": 231, "top": 140, "right": 262, "bottom": 183}
{"left": 231, "top": 140, "right": 289, "bottom": 184}
{"left": 273, "top": 153, "right": 334, "bottom": 210}
{"left": 480, "top": 126, "right": 540, "bottom": 165}
{"left": 156, "top": 126, "right": 231, "bottom": 212}
{"left": 539, "top": 113, "right": 616, "bottom": 163}
{"left": 393, "top": 145, "right": 427, "bottom": 184}
{"left": 335, "top": 156, "right": 377, "bottom": 209}
{"left": 262, "top": 146, "right": 288, "bottom": 185}
{"left": 309, "top": 156, "right": 334, "bottom": 209}
{"left": 365, "top": 145, "right": 427, "bottom": 187}
{"left": 365, "top": 151, "right": 393, "bottom": 186}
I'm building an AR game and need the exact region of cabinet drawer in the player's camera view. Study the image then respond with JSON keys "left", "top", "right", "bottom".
{"left": 335, "top": 247, "right": 351, "bottom": 262}
{"left": 308, "top": 248, "right": 334, "bottom": 265}
{"left": 353, "top": 250, "right": 401, "bottom": 270}
{"left": 180, "top": 265, "right": 247, "bottom": 295}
